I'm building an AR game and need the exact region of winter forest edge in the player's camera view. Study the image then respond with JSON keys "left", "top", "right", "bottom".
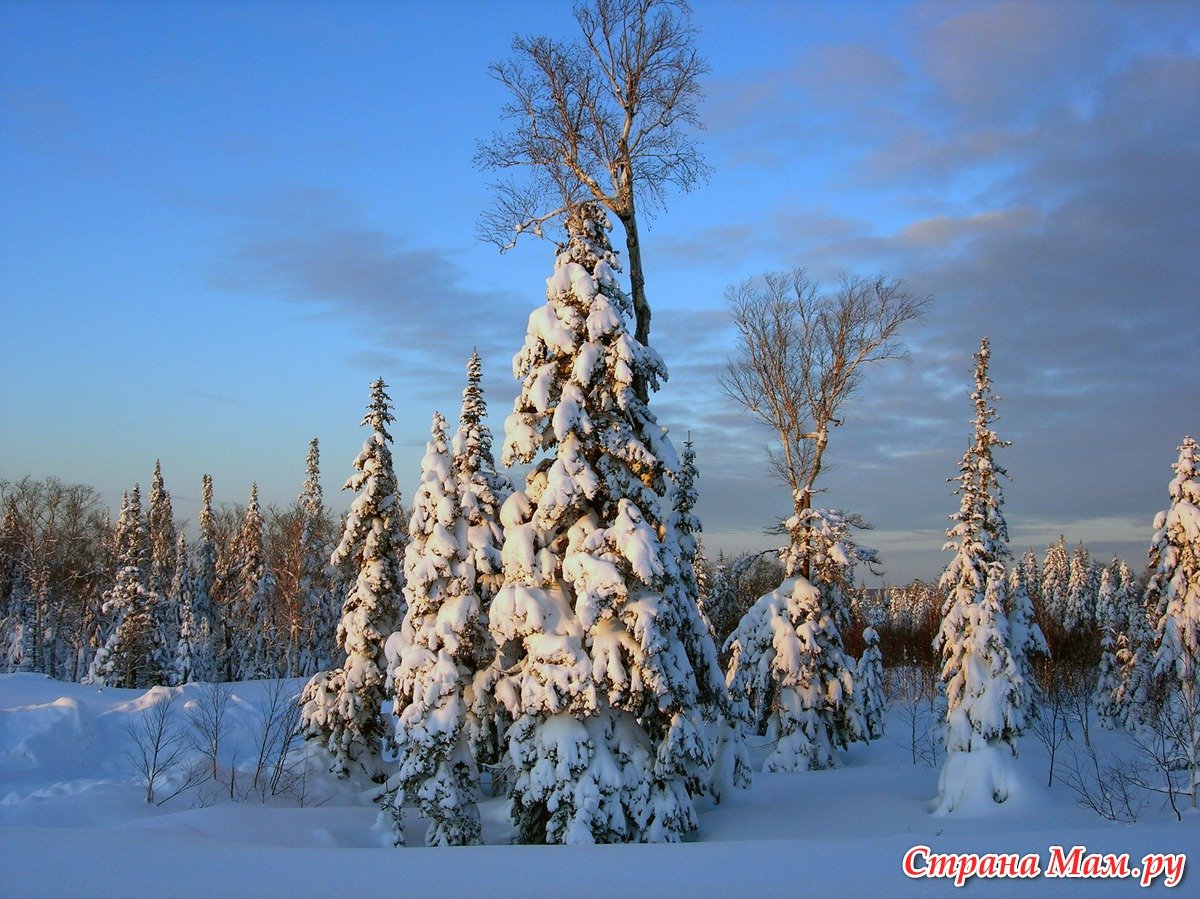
{"left": 2, "top": 0, "right": 1197, "bottom": 891}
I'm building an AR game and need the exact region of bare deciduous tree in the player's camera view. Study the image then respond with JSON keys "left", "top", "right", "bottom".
{"left": 478, "top": 0, "right": 709, "bottom": 394}
{"left": 721, "top": 268, "right": 928, "bottom": 574}
{"left": 126, "top": 690, "right": 202, "bottom": 804}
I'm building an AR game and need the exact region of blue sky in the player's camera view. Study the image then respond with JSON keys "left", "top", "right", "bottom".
{"left": 2, "top": 0, "right": 1197, "bottom": 584}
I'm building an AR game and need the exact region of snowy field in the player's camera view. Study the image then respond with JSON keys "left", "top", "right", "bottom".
{"left": 1, "top": 673, "right": 1192, "bottom": 897}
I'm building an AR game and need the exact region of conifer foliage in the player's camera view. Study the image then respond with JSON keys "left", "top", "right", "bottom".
{"left": 932, "top": 338, "right": 1024, "bottom": 814}
{"left": 86, "top": 486, "right": 163, "bottom": 688}
{"left": 858, "top": 626, "right": 886, "bottom": 740}
{"left": 297, "top": 439, "right": 337, "bottom": 676}
{"left": 380, "top": 387, "right": 511, "bottom": 846}
{"left": 488, "top": 204, "right": 720, "bottom": 843}
{"left": 1144, "top": 436, "right": 1200, "bottom": 805}
{"left": 232, "top": 484, "right": 276, "bottom": 679}
{"left": 724, "top": 509, "right": 868, "bottom": 772}
{"left": 301, "top": 379, "right": 407, "bottom": 780}
{"left": 191, "top": 474, "right": 221, "bottom": 683}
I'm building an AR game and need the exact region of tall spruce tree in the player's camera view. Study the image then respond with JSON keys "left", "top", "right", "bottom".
{"left": 170, "top": 534, "right": 200, "bottom": 684}
{"left": 1094, "top": 560, "right": 1124, "bottom": 728}
{"left": 301, "top": 378, "right": 406, "bottom": 780}
{"left": 932, "top": 338, "right": 1024, "bottom": 814}
{"left": 191, "top": 475, "right": 220, "bottom": 682}
{"left": 381, "top": 411, "right": 493, "bottom": 846}
{"left": 230, "top": 484, "right": 276, "bottom": 679}
{"left": 147, "top": 461, "right": 178, "bottom": 674}
{"left": 489, "top": 204, "right": 720, "bottom": 843}
{"left": 448, "top": 350, "right": 513, "bottom": 786}
{"left": 297, "top": 438, "right": 337, "bottom": 677}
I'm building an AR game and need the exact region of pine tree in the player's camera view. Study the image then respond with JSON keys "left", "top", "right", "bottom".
{"left": 1145, "top": 436, "right": 1200, "bottom": 806}
{"left": 858, "top": 626, "right": 886, "bottom": 740}
{"left": 301, "top": 378, "right": 406, "bottom": 780}
{"left": 489, "top": 204, "right": 720, "bottom": 843}
{"left": 932, "top": 338, "right": 1023, "bottom": 814}
{"left": 86, "top": 486, "right": 163, "bottom": 688}
{"left": 297, "top": 439, "right": 337, "bottom": 677}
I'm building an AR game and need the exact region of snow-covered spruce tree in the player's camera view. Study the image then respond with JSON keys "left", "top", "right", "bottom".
{"left": 380, "top": 411, "right": 493, "bottom": 846}
{"left": 1145, "top": 436, "right": 1200, "bottom": 806}
{"left": 724, "top": 508, "right": 868, "bottom": 771}
{"left": 692, "top": 537, "right": 710, "bottom": 628}
{"left": 1116, "top": 564, "right": 1157, "bottom": 730}
{"left": 667, "top": 435, "right": 743, "bottom": 797}
{"left": 932, "top": 337, "right": 1024, "bottom": 815}
{"left": 190, "top": 475, "right": 220, "bottom": 682}
{"left": 1093, "top": 560, "right": 1122, "bottom": 727}
{"left": 1064, "top": 542, "right": 1096, "bottom": 635}
{"left": 148, "top": 462, "right": 179, "bottom": 680}
{"left": 489, "top": 204, "right": 722, "bottom": 844}
{"left": 1005, "top": 564, "right": 1048, "bottom": 721}
{"left": 1018, "top": 548, "right": 1042, "bottom": 611}
{"left": 448, "top": 350, "right": 512, "bottom": 785}
{"left": 301, "top": 378, "right": 406, "bottom": 781}
{"left": 147, "top": 461, "right": 177, "bottom": 606}
{"left": 229, "top": 484, "right": 277, "bottom": 679}
{"left": 297, "top": 438, "right": 337, "bottom": 677}
{"left": 1041, "top": 536, "right": 1070, "bottom": 625}
{"left": 701, "top": 555, "right": 738, "bottom": 651}
{"left": 858, "top": 626, "right": 886, "bottom": 740}
{"left": 170, "top": 534, "right": 201, "bottom": 685}
{"left": 86, "top": 486, "right": 164, "bottom": 688}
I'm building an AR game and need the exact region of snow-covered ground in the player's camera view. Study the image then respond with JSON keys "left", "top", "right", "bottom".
{"left": 1, "top": 673, "right": 1192, "bottom": 897}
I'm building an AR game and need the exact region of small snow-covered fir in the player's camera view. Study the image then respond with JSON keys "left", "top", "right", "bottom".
{"left": 724, "top": 509, "right": 868, "bottom": 773}
{"left": 858, "top": 627, "right": 886, "bottom": 740}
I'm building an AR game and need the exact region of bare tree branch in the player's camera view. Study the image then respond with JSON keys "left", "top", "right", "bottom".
{"left": 477, "top": 0, "right": 710, "bottom": 395}
{"left": 721, "top": 268, "right": 929, "bottom": 575}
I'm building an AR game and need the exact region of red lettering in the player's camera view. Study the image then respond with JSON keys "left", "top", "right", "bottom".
{"left": 902, "top": 846, "right": 929, "bottom": 878}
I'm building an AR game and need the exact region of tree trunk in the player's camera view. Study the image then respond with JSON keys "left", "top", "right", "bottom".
{"left": 617, "top": 208, "right": 651, "bottom": 403}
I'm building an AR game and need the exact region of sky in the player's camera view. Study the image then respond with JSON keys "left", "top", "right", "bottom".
{"left": 1, "top": 0, "right": 1197, "bottom": 585}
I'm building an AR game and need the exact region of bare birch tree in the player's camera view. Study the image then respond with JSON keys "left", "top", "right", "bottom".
{"left": 721, "top": 268, "right": 928, "bottom": 576}
{"left": 477, "top": 0, "right": 709, "bottom": 396}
